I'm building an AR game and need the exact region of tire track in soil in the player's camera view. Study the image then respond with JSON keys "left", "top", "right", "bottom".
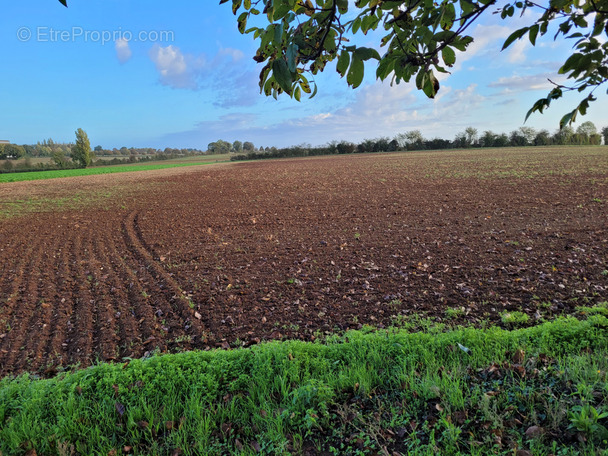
{"left": 91, "top": 234, "right": 144, "bottom": 361}
{"left": 0, "top": 232, "right": 54, "bottom": 374}
{"left": 106, "top": 235, "right": 167, "bottom": 355}
{"left": 122, "top": 211, "right": 206, "bottom": 347}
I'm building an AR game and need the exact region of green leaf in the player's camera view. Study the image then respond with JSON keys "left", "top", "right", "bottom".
{"left": 272, "top": 58, "right": 293, "bottom": 93}
{"left": 528, "top": 24, "right": 539, "bottom": 45}
{"left": 294, "top": 85, "right": 302, "bottom": 102}
{"left": 336, "top": 51, "right": 351, "bottom": 77}
{"left": 274, "top": 23, "right": 284, "bottom": 45}
{"left": 421, "top": 71, "right": 439, "bottom": 98}
{"left": 451, "top": 35, "right": 473, "bottom": 51}
{"left": 560, "top": 109, "right": 577, "bottom": 129}
{"left": 347, "top": 56, "right": 364, "bottom": 88}
{"left": 336, "top": 0, "right": 348, "bottom": 13}
{"left": 441, "top": 46, "right": 456, "bottom": 66}
{"left": 354, "top": 46, "right": 381, "bottom": 61}
{"left": 502, "top": 27, "right": 529, "bottom": 50}
{"left": 58, "top": 0, "right": 68, "bottom": 5}
{"left": 237, "top": 12, "right": 248, "bottom": 34}
{"left": 352, "top": 17, "right": 361, "bottom": 34}
{"left": 286, "top": 43, "right": 299, "bottom": 73}
{"left": 376, "top": 56, "right": 395, "bottom": 80}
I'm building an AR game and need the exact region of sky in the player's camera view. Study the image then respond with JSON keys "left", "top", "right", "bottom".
{"left": 0, "top": 1, "right": 606, "bottom": 149}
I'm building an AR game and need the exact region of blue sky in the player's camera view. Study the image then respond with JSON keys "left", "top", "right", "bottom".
{"left": 1, "top": 1, "right": 606, "bottom": 149}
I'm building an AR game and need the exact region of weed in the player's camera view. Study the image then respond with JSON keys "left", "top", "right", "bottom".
{"left": 568, "top": 405, "right": 608, "bottom": 441}
{"left": 500, "top": 310, "right": 530, "bottom": 326}
{"left": 445, "top": 307, "right": 465, "bottom": 319}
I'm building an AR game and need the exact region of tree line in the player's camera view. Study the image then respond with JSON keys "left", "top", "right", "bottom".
{"left": 229, "top": 122, "right": 608, "bottom": 162}
{"left": 1, "top": 130, "right": 206, "bottom": 174}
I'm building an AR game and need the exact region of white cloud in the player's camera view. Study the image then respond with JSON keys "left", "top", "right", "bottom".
{"left": 115, "top": 38, "right": 132, "bottom": 64}
{"left": 149, "top": 44, "right": 206, "bottom": 90}
{"left": 507, "top": 39, "right": 530, "bottom": 63}
{"left": 159, "top": 80, "right": 492, "bottom": 148}
{"left": 488, "top": 72, "right": 565, "bottom": 93}
{"left": 148, "top": 44, "right": 254, "bottom": 97}
{"left": 217, "top": 46, "right": 245, "bottom": 62}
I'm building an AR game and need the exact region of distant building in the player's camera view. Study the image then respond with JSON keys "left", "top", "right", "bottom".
{"left": 0, "top": 140, "right": 9, "bottom": 145}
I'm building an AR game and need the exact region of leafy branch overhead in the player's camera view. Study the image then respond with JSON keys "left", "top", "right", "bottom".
{"left": 218, "top": 0, "right": 608, "bottom": 126}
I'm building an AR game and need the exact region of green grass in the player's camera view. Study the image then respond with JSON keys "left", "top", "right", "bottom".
{"left": 1, "top": 316, "right": 607, "bottom": 455}
{"left": 0, "top": 162, "right": 216, "bottom": 183}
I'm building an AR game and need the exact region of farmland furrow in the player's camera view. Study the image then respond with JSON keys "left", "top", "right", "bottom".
{"left": 42, "top": 237, "right": 76, "bottom": 371}
{"left": 87, "top": 236, "right": 122, "bottom": 362}
{"left": 64, "top": 232, "right": 96, "bottom": 366}
{"left": 91, "top": 234, "right": 144, "bottom": 360}
{"left": 122, "top": 211, "right": 206, "bottom": 344}
{"left": 22, "top": 236, "right": 65, "bottom": 373}
{"left": 0, "top": 232, "right": 52, "bottom": 374}
{"left": 105, "top": 235, "right": 161, "bottom": 353}
{"left": 0, "top": 235, "right": 39, "bottom": 325}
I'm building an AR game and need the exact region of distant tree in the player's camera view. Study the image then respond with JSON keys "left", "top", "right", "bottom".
{"left": 574, "top": 121, "right": 599, "bottom": 145}
{"left": 509, "top": 130, "right": 528, "bottom": 147}
{"left": 577, "top": 121, "right": 597, "bottom": 138}
{"left": 232, "top": 140, "right": 243, "bottom": 153}
{"left": 424, "top": 138, "right": 452, "bottom": 149}
{"left": 51, "top": 149, "right": 71, "bottom": 168}
{"left": 533, "top": 130, "right": 552, "bottom": 146}
{"left": 358, "top": 139, "right": 376, "bottom": 153}
{"left": 553, "top": 126, "right": 575, "bottom": 145}
{"left": 479, "top": 131, "right": 496, "bottom": 148}
{"left": 519, "top": 127, "right": 537, "bottom": 145}
{"left": 589, "top": 133, "right": 602, "bottom": 145}
{"left": 207, "top": 140, "right": 232, "bottom": 154}
{"left": 396, "top": 130, "right": 424, "bottom": 150}
{"left": 243, "top": 141, "right": 255, "bottom": 152}
{"left": 453, "top": 132, "right": 467, "bottom": 149}
{"left": 94, "top": 145, "right": 103, "bottom": 153}
{"left": 464, "top": 127, "right": 478, "bottom": 147}
{"left": 602, "top": 127, "right": 608, "bottom": 145}
{"left": 2, "top": 144, "right": 26, "bottom": 159}
{"left": 336, "top": 141, "right": 356, "bottom": 154}
{"left": 372, "top": 137, "right": 391, "bottom": 152}
{"left": 72, "top": 128, "right": 93, "bottom": 168}
{"left": 493, "top": 134, "right": 510, "bottom": 148}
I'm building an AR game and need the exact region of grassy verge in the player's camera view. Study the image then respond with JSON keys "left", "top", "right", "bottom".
{"left": 0, "top": 162, "right": 215, "bottom": 183}
{"left": 1, "top": 316, "right": 607, "bottom": 455}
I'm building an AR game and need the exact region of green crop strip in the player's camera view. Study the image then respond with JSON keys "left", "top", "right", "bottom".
{"left": 0, "top": 162, "right": 214, "bottom": 183}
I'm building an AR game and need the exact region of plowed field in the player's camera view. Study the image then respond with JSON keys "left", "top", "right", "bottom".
{"left": 1, "top": 148, "right": 607, "bottom": 377}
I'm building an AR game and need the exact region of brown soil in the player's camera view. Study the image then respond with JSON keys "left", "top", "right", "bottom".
{"left": 0, "top": 151, "right": 607, "bottom": 377}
